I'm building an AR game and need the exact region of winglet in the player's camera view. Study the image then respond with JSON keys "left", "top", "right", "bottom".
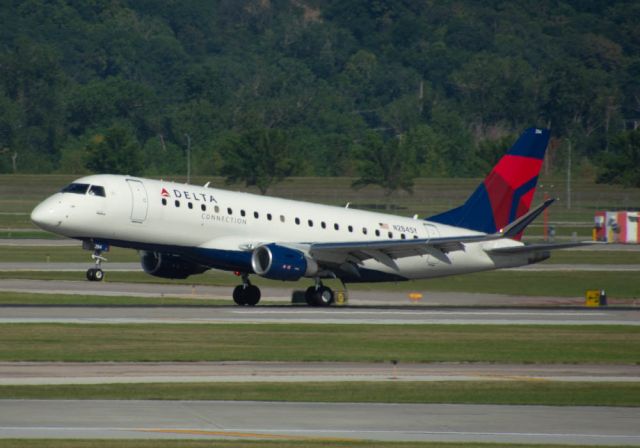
{"left": 496, "top": 198, "right": 555, "bottom": 239}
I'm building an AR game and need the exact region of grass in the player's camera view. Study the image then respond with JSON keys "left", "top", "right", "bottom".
{"left": 0, "top": 440, "right": 614, "bottom": 448}
{"left": 0, "top": 292, "right": 229, "bottom": 306}
{"left": 1, "top": 269, "right": 638, "bottom": 299}
{"left": 0, "top": 324, "right": 638, "bottom": 364}
{"left": 0, "top": 246, "right": 139, "bottom": 263}
{"left": 0, "top": 381, "right": 638, "bottom": 407}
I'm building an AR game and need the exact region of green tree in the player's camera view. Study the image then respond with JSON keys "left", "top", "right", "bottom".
{"left": 85, "top": 125, "right": 143, "bottom": 175}
{"left": 352, "top": 132, "right": 416, "bottom": 207}
{"left": 597, "top": 129, "right": 640, "bottom": 188}
{"left": 220, "top": 128, "right": 298, "bottom": 194}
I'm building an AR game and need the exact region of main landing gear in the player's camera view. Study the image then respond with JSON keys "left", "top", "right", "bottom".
{"left": 233, "top": 274, "right": 261, "bottom": 306}
{"left": 231, "top": 274, "right": 336, "bottom": 307}
{"left": 84, "top": 241, "right": 107, "bottom": 282}
{"left": 304, "top": 281, "right": 335, "bottom": 307}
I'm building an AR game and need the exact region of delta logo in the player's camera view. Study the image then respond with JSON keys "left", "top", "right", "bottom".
{"left": 161, "top": 187, "right": 217, "bottom": 203}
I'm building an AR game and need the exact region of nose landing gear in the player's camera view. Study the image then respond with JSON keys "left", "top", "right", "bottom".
{"left": 83, "top": 241, "right": 108, "bottom": 282}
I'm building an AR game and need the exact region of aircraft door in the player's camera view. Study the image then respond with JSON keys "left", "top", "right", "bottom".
{"left": 126, "top": 179, "right": 148, "bottom": 223}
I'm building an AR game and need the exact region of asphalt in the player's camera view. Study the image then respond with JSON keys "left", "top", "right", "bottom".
{"left": 0, "top": 361, "right": 638, "bottom": 385}
{"left": 2, "top": 278, "right": 638, "bottom": 308}
{"left": 1, "top": 400, "right": 638, "bottom": 445}
{"left": 1, "top": 304, "right": 638, "bottom": 325}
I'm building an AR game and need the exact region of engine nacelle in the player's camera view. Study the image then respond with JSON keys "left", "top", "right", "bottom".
{"left": 140, "top": 251, "right": 207, "bottom": 279}
{"left": 251, "top": 244, "right": 318, "bottom": 281}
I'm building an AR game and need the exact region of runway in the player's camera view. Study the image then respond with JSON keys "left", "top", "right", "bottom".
{"left": 1, "top": 278, "right": 638, "bottom": 307}
{"left": 1, "top": 361, "right": 638, "bottom": 385}
{"left": 1, "top": 305, "right": 638, "bottom": 325}
{"left": 1, "top": 399, "right": 638, "bottom": 445}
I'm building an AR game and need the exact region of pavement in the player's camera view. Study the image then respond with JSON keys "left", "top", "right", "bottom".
{"left": 1, "top": 400, "right": 638, "bottom": 445}
{"left": 1, "top": 304, "right": 638, "bottom": 325}
{"left": 0, "top": 361, "right": 638, "bottom": 385}
{"left": 1, "top": 278, "right": 639, "bottom": 308}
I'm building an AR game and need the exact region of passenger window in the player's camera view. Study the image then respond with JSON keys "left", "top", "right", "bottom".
{"left": 201, "top": 204, "right": 206, "bottom": 211}
{"left": 348, "top": 225, "right": 353, "bottom": 233}
{"left": 254, "top": 211, "right": 259, "bottom": 219}
{"left": 334, "top": 223, "right": 339, "bottom": 230}
{"left": 188, "top": 202, "right": 193, "bottom": 209}
{"left": 388, "top": 232, "right": 393, "bottom": 239}
{"left": 267, "top": 213, "right": 272, "bottom": 221}
{"left": 162, "top": 198, "right": 167, "bottom": 206}
{"left": 88, "top": 185, "right": 106, "bottom": 197}
{"left": 321, "top": 222, "right": 326, "bottom": 229}
{"left": 413, "top": 235, "right": 418, "bottom": 239}
{"left": 401, "top": 233, "right": 406, "bottom": 239}
{"left": 308, "top": 219, "right": 313, "bottom": 227}
{"left": 175, "top": 200, "right": 180, "bottom": 208}
{"left": 240, "top": 210, "right": 246, "bottom": 217}
{"left": 227, "top": 208, "right": 233, "bottom": 215}
{"left": 280, "top": 215, "right": 285, "bottom": 223}
{"left": 362, "top": 227, "right": 368, "bottom": 235}
{"left": 214, "top": 205, "right": 220, "bottom": 213}
{"left": 295, "top": 218, "right": 300, "bottom": 225}
{"left": 375, "top": 229, "right": 380, "bottom": 237}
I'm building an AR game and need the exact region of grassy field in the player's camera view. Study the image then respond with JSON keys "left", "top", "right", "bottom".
{"left": 1, "top": 324, "right": 637, "bottom": 364}
{"left": 0, "top": 292, "right": 229, "bottom": 306}
{"left": 1, "top": 381, "right": 638, "bottom": 407}
{"left": 2, "top": 174, "right": 639, "bottom": 235}
{"left": 0, "top": 440, "right": 614, "bottom": 448}
{"left": 2, "top": 269, "right": 638, "bottom": 299}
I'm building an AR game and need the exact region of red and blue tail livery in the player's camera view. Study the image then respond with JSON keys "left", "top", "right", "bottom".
{"left": 428, "top": 128, "right": 550, "bottom": 238}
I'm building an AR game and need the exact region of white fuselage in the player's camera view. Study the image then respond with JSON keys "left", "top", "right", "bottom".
{"left": 31, "top": 174, "right": 532, "bottom": 282}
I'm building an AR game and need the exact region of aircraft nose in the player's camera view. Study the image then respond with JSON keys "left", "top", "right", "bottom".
{"left": 31, "top": 197, "right": 63, "bottom": 231}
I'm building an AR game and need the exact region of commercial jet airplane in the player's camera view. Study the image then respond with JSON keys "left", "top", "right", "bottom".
{"left": 31, "top": 128, "right": 589, "bottom": 306}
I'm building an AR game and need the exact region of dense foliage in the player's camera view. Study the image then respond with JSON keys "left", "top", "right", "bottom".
{"left": 0, "top": 0, "right": 639, "bottom": 186}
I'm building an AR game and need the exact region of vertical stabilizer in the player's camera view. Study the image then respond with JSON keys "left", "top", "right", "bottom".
{"left": 427, "top": 128, "right": 550, "bottom": 239}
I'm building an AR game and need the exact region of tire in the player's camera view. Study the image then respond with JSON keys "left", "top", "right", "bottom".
{"left": 86, "top": 268, "right": 96, "bottom": 281}
{"left": 233, "top": 285, "right": 247, "bottom": 306}
{"left": 315, "top": 286, "right": 334, "bottom": 306}
{"left": 244, "top": 284, "right": 261, "bottom": 306}
{"left": 304, "top": 286, "right": 317, "bottom": 306}
{"left": 93, "top": 269, "right": 104, "bottom": 281}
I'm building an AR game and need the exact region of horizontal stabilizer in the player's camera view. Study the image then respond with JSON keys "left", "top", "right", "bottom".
{"left": 497, "top": 197, "right": 555, "bottom": 239}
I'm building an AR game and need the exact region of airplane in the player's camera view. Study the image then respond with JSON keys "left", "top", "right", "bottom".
{"left": 30, "top": 127, "right": 590, "bottom": 306}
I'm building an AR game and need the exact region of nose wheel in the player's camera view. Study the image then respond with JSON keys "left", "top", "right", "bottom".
{"left": 86, "top": 267, "right": 104, "bottom": 281}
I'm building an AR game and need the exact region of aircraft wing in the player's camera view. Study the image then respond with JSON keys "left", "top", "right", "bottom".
{"left": 308, "top": 234, "right": 497, "bottom": 268}
{"left": 308, "top": 199, "right": 560, "bottom": 266}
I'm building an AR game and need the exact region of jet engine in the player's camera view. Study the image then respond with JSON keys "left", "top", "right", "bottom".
{"left": 140, "top": 251, "right": 207, "bottom": 279}
{"left": 251, "top": 244, "right": 318, "bottom": 281}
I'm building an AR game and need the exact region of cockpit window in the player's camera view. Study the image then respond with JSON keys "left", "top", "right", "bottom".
{"left": 60, "top": 183, "right": 89, "bottom": 194}
{"left": 88, "top": 185, "right": 106, "bottom": 197}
